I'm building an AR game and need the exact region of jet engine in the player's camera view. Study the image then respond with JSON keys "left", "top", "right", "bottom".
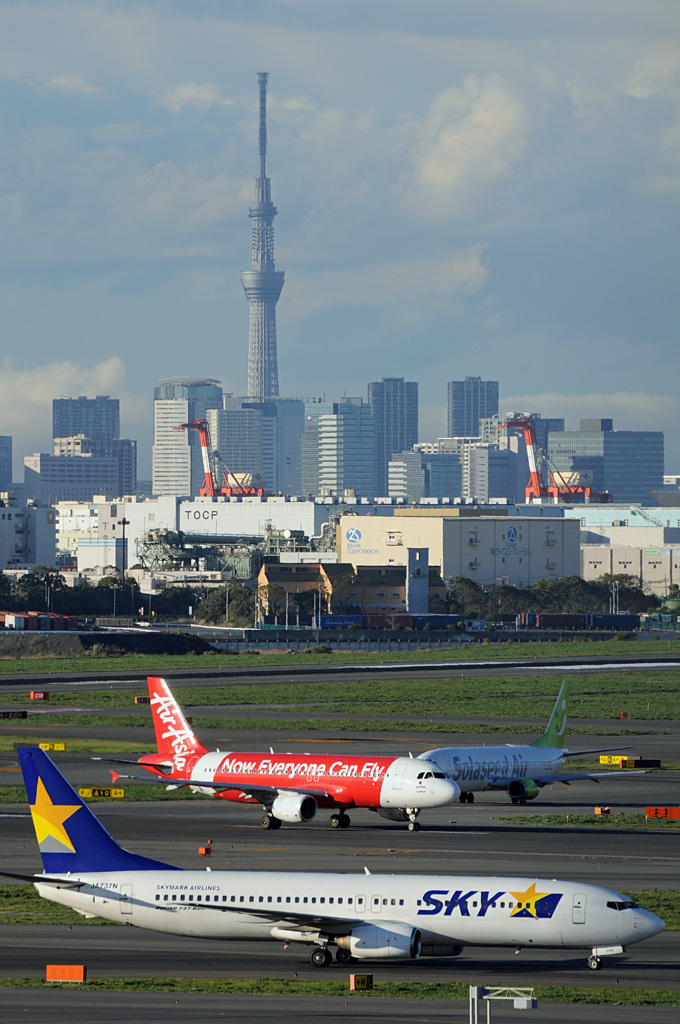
{"left": 270, "top": 793, "right": 317, "bottom": 823}
{"left": 507, "top": 778, "right": 540, "bottom": 802}
{"left": 420, "top": 942, "right": 464, "bottom": 957}
{"left": 336, "top": 922, "right": 421, "bottom": 960}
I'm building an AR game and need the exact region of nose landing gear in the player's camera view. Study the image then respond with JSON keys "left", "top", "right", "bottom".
{"left": 587, "top": 955, "right": 603, "bottom": 970}
{"left": 406, "top": 809, "right": 421, "bottom": 831}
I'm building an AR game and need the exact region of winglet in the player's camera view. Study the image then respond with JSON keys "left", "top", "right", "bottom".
{"left": 532, "top": 680, "right": 569, "bottom": 749}
{"left": 18, "top": 748, "right": 178, "bottom": 875}
{"left": 146, "top": 676, "right": 208, "bottom": 765}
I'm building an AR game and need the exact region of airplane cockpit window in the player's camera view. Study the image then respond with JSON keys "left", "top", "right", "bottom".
{"left": 606, "top": 900, "right": 638, "bottom": 911}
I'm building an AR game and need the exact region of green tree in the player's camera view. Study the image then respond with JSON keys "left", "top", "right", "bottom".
{"left": 196, "top": 582, "right": 256, "bottom": 627}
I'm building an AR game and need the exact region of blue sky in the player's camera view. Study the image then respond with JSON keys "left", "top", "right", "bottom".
{"left": 1, "top": 1, "right": 678, "bottom": 479}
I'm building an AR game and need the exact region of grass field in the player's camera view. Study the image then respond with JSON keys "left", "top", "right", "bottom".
{"left": 492, "top": 813, "right": 680, "bottom": 830}
{"left": 0, "top": 976, "right": 677, "bottom": 1004}
{"left": 0, "top": 636, "right": 678, "bottom": 677}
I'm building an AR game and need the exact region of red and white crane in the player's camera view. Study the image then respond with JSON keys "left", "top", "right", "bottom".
{"left": 173, "top": 419, "right": 266, "bottom": 498}
{"left": 501, "top": 417, "right": 612, "bottom": 504}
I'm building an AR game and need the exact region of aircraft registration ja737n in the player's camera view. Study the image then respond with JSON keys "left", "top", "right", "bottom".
{"left": 4, "top": 749, "right": 664, "bottom": 972}
{"left": 420, "top": 679, "right": 650, "bottom": 805}
{"left": 100, "top": 677, "right": 459, "bottom": 831}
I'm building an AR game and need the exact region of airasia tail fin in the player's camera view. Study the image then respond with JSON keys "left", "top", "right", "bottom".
{"left": 146, "top": 676, "right": 209, "bottom": 761}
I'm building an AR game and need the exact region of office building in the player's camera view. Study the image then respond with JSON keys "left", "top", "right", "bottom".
{"left": 152, "top": 377, "right": 223, "bottom": 496}
{"left": 388, "top": 450, "right": 462, "bottom": 503}
{"left": 301, "top": 400, "right": 335, "bottom": 496}
{"left": 0, "top": 436, "right": 11, "bottom": 491}
{"left": 52, "top": 435, "right": 136, "bottom": 496}
{"left": 239, "top": 397, "right": 305, "bottom": 494}
{"left": 318, "top": 398, "right": 377, "bottom": 498}
{"left": 447, "top": 377, "right": 499, "bottom": 438}
{"left": 52, "top": 396, "right": 119, "bottom": 440}
{"left": 206, "top": 402, "right": 264, "bottom": 486}
{"left": 368, "top": 377, "right": 418, "bottom": 495}
{"left": 548, "top": 421, "right": 664, "bottom": 504}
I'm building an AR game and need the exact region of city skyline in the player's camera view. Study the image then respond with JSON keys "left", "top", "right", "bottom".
{"left": 0, "top": 2, "right": 678, "bottom": 477}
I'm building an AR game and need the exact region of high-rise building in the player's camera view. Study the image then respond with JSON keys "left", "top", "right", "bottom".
{"left": 240, "top": 398, "right": 304, "bottom": 494}
{"left": 318, "top": 398, "right": 377, "bottom": 497}
{"left": 548, "top": 421, "right": 664, "bottom": 504}
{"left": 52, "top": 436, "right": 137, "bottom": 496}
{"left": 301, "top": 399, "right": 335, "bottom": 496}
{"left": 52, "top": 396, "right": 119, "bottom": 439}
{"left": 152, "top": 377, "right": 223, "bottom": 496}
{"left": 207, "top": 402, "right": 264, "bottom": 485}
{"left": 241, "top": 73, "right": 284, "bottom": 399}
{"left": 0, "top": 436, "right": 11, "bottom": 491}
{"left": 368, "top": 377, "right": 418, "bottom": 495}
{"left": 388, "top": 449, "right": 462, "bottom": 503}
{"left": 447, "top": 377, "right": 499, "bottom": 437}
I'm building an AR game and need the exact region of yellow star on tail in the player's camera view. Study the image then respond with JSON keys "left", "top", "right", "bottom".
{"left": 30, "top": 778, "right": 81, "bottom": 851}
{"left": 509, "top": 882, "right": 551, "bottom": 918}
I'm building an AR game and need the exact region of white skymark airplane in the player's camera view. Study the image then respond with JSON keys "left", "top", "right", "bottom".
{"left": 419, "top": 679, "right": 649, "bottom": 805}
{"left": 3, "top": 748, "right": 663, "bottom": 972}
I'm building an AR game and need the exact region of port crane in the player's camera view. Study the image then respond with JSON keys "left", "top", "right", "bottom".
{"left": 173, "top": 420, "right": 266, "bottom": 498}
{"left": 501, "top": 417, "right": 612, "bottom": 504}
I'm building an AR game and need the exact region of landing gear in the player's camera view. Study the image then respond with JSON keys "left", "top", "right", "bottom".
{"left": 459, "top": 792, "right": 475, "bottom": 803}
{"left": 587, "top": 955, "right": 603, "bottom": 971}
{"left": 466, "top": 792, "right": 475, "bottom": 804}
{"left": 310, "top": 947, "right": 332, "bottom": 968}
{"left": 260, "top": 814, "right": 282, "bottom": 830}
{"left": 336, "top": 948, "right": 353, "bottom": 965}
{"left": 330, "top": 813, "right": 351, "bottom": 829}
{"left": 459, "top": 792, "right": 467, "bottom": 803}
{"left": 406, "top": 809, "right": 421, "bottom": 831}
{"left": 407, "top": 821, "right": 421, "bottom": 831}
{"left": 510, "top": 797, "right": 526, "bottom": 805}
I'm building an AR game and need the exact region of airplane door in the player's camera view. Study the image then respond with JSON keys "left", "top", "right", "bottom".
{"left": 120, "top": 884, "right": 133, "bottom": 915}
{"left": 390, "top": 762, "right": 407, "bottom": 791}
{"left": 370, "top": 894, "right": 382, "bottom": 915}
{"left": 572, "top": 893, "right": 587, "bottom": 925}
{"left": 354, "top": 894, "right": 366, "bottom": 913}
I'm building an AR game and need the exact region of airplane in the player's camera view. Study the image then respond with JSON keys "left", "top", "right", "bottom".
{"left": 3, "top": 748, "right": 664, "bottom": 972}
{"left": 419, "top": 679, "right": 649, "bottom": 805}
{"left": 98, "top": 676, "right": 459, "bottom": 831}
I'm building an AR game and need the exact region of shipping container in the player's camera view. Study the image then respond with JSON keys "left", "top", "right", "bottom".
{"left": 318, "top": 615, "right": 365, "bottom": 629}
{"left": 586, "top": 613, "right": 640, "bottom": 630}
{"left": 535, "top": 613, "right": 587, "bottom": 629}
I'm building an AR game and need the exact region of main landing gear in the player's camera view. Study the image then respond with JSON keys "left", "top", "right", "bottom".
{"left": 459, "top": 792, "right": 475, "bottom": 804}
{"left": 310, "top": 947, "right": 332, "bottom": 968}
{"left": 260, "top": 814, "right": 282, "bottom": 830}
{"left": 587, "top": 955, "right": 603, "bottom": 971}
{"left": 330, "top": 813, "right": 351, "bottom": 829}
{"left": 510, "top": 798, "right": 527, "bottom": 805}
{"left": 335, "top": 948, "right": 353, "bottom": 965}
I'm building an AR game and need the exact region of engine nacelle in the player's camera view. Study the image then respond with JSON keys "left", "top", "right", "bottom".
{"left": 336, "top": 922, "right": 421, "bottom": 960}
{"left": 375, "top": 807, "right": 409, "bottom": 822}
{"left": 507, "top": 778, "right": 540, "bottom": 801}
{"left": 271, "top": 792, "right": 317, "bottom": 823}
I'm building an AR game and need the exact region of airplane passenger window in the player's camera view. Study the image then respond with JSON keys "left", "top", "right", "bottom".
{"left": 197, "top": 896, "right": 201, "bottom": 902}
{"left": 155, "top": 895, "right": 160, "bottom": 901}
{"left": 303, "top": 897, "right": 308, "bottom": 903}
{"left": 337, "top": 898, "right": 342, "bottom": 904}
{"left": 163, "top": 894, "right": 168, "bottom": 901}
{"left": 286, "top": 897, "right": 290, "bottom": 903}
{"left": 391, "top": 899, "right": 396, "bottom": 905}
{"left": 383, "top": 899, "right": 388, "bottom": 905}
{"left": 180, "top": 895, "right": 185, "bottom": 901}
{"left": 399, "top": 900, "right": 404, "bottom": 906}
{"left": 249, "top": 896, "right": 254, "bottom": 902}
{"left": 259, "top": 896, "right": 264, "bottom": 902}
{"left": 311, "top": 897, "right": 316, "bottom": 903}
{"left": 267, "top": 896, "right": 272, "bottom": 903}
{"left": 239, "top": 896, "right": 244, "bottom": 902}
{"left": 295, "top": 897, "right": 299, "bottom": 903}
{"left": 347, "top": 898, "right": 352, "bottom": 905}
{"left": 328, "top": 898, "right": 333, "bottom": 904}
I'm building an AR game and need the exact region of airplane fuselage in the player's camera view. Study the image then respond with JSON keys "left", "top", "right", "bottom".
{"left": 34, "top": 870, "right": 662, "bottom": 961}
{"left": 420, "top": 745, "right": 564, "bottom": 793}
{"left": 141, "top": 750, "right": 458, "bottom": 812}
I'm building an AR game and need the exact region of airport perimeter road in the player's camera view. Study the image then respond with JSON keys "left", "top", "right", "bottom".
{"left": 0, "top": 992, "right": 677, "bottom": 1024}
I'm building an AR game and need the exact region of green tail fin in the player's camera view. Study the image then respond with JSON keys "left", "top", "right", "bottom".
{"left": 532, "top": 680, "right": 569, "bottom": 748}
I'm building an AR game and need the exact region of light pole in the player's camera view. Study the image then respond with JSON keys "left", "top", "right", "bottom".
{"left": 225, "top": 583, "right": 229, "bottom": 625}
{"left": 117, "top": 518, "right": 130, "bottom": 582}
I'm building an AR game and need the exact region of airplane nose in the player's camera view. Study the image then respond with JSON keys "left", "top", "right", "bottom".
{"left": 636, "top": 911, "right": 665, "bottom": 940}
{"left": 437, "top": 779, "right": 460, "bottom": 804}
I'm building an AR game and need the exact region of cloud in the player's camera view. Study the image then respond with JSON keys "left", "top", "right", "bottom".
{"left": 49, "top": 75, "right": 102, "bottom": 95}
{"left": 0, "top": 357, "right": 147, "bottom": 477}
{"left": 500, "top": 391, "right": 678, "bottom": 434}
{"left": 395, "top": 74, "right": 531, "bottom": 221}
{"left": 164, "top": 80, "right": 233, "bottom": 113}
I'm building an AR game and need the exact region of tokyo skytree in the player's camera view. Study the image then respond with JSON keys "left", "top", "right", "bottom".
{"left": 242, "top": 72, "right": 285, "bottom": 398}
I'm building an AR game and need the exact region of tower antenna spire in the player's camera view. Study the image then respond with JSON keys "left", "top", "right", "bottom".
{"left": 242, "top": 72, "right": 285, "bottom": 398}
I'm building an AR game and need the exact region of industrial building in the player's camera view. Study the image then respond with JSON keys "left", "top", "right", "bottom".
{"left": 336, "top": 509, "right": 580, "bottom": 586}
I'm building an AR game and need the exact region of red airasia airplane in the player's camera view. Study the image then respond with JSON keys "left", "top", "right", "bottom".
{"left": 108, "top": 676, "right": 459, "bottom": 831}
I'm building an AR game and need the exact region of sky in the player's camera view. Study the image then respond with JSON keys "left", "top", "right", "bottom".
{"left": 1, "top": 0, "right": 679, "bottom": 480}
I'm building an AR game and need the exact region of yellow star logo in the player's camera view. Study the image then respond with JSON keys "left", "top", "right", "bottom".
{"left": 509, "top": 882, "right": 550, "bottom": 918}
{"left": 30, "top": 778, "right": 81, "bottom": 852}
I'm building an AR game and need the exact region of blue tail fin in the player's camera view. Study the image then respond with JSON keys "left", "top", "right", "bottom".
{"left": 19, "top": 748, "right": 179, "bottom": 875}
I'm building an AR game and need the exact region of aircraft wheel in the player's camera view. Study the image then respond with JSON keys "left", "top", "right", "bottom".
{"left": 459, "top": 792, "right": 468, "bottom": 803}
{"left": 261, "top": 814, "right": 274, "bottom": 830}
{"left": 587, "top": 956, "right": 602, "bottom": 971}
{"left": 336, "top": 948, "right": 352, "bottom": 964}
{"left": 311, "top": 947, "right": 332, "bottom": 968}
{"left": 270, "top": 816, "right": 282, "bottom": 830}
{"left": 407, "top": 821, "right": 421, "bottom": 832}
{"left": 511, "top": 798, "right": 519, "bottom": 805}
{"left": 339, "top": 813, "right": 351, "bottom": 829}
{"left": 519, "top": 798, "right": 527, "bottom": 805}
{"left": 330, "top": 814, "right": 341, "bottom": 829}
{"left": 466, "top": 792, "right": 475, "bottom": 804}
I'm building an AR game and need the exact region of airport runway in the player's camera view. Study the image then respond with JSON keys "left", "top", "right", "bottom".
{"left": 0, "top": 660, "right": 677, "bottom": 1020}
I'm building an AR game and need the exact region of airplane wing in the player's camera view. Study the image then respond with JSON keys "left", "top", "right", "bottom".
{"left": 486, "top": 769, "right": 651, "bottom": 789}
{"left": 108, "top": 771, "right": 331, "bottom": 801}
{"left": 0, "top": 870, "right": 86, "bottom": 889}
{"left": 562, "top": 746, "right": 632, "bottom": 759}
{"left": 160, "top": 899, "right": 362, "bottom": 931}
{"left": 92, "top": 757, "right": 175, "bottom": 774}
